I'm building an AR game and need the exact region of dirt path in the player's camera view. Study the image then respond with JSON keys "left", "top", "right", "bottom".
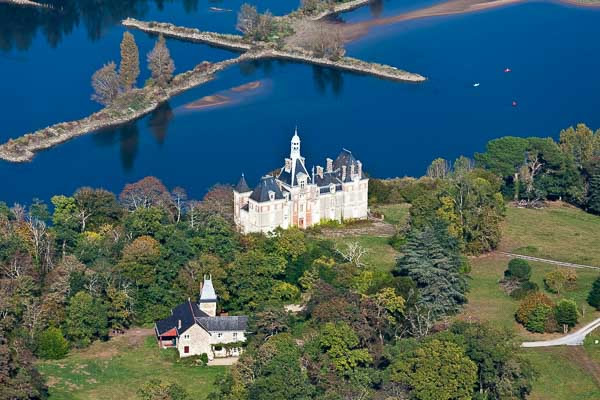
{"left": 563, "top": 347, "right": 600, "bottom": 386}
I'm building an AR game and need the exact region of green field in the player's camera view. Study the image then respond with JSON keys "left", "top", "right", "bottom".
{"left": 38, "top": 330, "right": 224, "bottom": 400}
{"left": 501, "top": 202, "right": 600, "bottom": 266}
{"left": 370, "top": 203, "right": 411, "bottom": 227}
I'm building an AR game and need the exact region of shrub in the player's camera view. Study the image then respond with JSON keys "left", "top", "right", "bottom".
{"left": 516, "top": 292, "right": 554, "bottom": 325}
{"left": 510, "top": 281, "right": 539, "bottom": 300}
{"left": 587, "top": 276, "right": 600, "bottom": 309}
{"left": 544, "top": 269, "right": 576, "bottom": 294}
{"left": 36, "top": 327, "right": 69, "bottom": 359}
{"left": 555, "top": 299, "right": 579, "bottom": 330}
{"left": 525, "top": 304, "right": 552, "bottom": 333}
{"left": 505, "top": 259, "right": 531, "bottom": 281}
{"left": 200, "top": 353, "right": 209, "bottom": 364}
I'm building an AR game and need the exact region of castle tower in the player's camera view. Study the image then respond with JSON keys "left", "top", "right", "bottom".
{"left": 290, "top": 127, "right": 301, "bottom": 160}
{"left": 199, "top": 275, "right": 217, "bottom": 317}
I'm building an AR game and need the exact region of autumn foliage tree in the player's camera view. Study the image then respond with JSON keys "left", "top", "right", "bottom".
{"left": 119, "top": 31, "right": 140, "bottom": 91}
{"left": 147, "top": 35, "right": 175, "bottom": 88}
{"left": 91, "top": 61, "right": 120, "bottom": 105}
{"left": 119, "top": 176, "right": 172, "bottom": 212}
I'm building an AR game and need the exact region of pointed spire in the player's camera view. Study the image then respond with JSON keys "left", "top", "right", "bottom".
{"left": 200, "top": 274, "right": 217, "bottom": 302}
{"left": 234, "top": 173, "right": 250, "bottom": 193}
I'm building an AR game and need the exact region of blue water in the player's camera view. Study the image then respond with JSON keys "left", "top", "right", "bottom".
{"left": 1, "top": 0, "right": 599, "bottom": 204}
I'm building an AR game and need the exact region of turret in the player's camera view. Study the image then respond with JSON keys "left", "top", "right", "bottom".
{"left": 290, "top": 127, "right": 301, "bottom": 160}
{"left": 199, "top": 275, "right": 217, "bottom": 317}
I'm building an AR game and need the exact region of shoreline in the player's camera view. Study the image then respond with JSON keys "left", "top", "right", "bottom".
{"left": 0, "top": 55, "right": 248, "bottom": 163}
{"left": 0, "top": 0, "right": 51, "bottom": 8}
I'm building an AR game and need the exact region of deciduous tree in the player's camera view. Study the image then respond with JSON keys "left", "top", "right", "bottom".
{"left": 91, "top": 61, "right": 120, "bottom": 105}
{"left": 147, "top": 35, "right": 175, "bottom": 88}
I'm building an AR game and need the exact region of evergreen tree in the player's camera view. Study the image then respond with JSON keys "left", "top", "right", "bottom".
{"left": 119, "top": 31, "right": 140, "bottom": 91}
{"left": 395, "top": 225, "right": 467, "bottom": 316}
{"left": 555, "top": 299, "right": 578, "bottom": 329}
{"left": 588, "top": 174, "right": 600, "bottom": 214}
{"left": 147, "top": 35, "right": 175, "bottom": 88}
{"left": 587, "top": 276, "right": 600, "bottom": 309}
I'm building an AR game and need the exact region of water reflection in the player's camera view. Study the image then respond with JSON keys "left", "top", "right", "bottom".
{"left": 0, "top": 0, "right": 200, "bottom": 51}
{"left": 148, "top": 102, "right": 174, "bottom": 145}
{"left": 369, "top": 0, "right": 384, "bottom": 18}
{"left": 119, "top": 122, "right": 140, "bottom": 171}
{"left": 312, "top": 66, "right": 344, "bottom": 96}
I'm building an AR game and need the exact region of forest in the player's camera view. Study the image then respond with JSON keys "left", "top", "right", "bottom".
{"left": 1, "top": 124, "right": 599, "bottom": 399}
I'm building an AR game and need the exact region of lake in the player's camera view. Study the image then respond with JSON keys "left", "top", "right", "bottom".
{"left": 1, "top": 0, "right": 599, "bottom": 204}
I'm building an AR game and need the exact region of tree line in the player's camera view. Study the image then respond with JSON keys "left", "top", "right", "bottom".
{"left": 92, "top": 31, "right": 175, "bottom": 106}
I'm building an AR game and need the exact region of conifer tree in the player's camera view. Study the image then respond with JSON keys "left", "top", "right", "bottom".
{"left": 395, "top": 224, "right": 467, "bottom": 316}
{"left": 588, "top": 174, "right": 600, "bottom": 214}
{"left": 119, "top": 31, "right": 140, "bottom": 91}
{"left": 147, "top": 35, "right": 175, "bottom": 88}
{"left": 588, "top": 276, "right": 600, "bottom": 309}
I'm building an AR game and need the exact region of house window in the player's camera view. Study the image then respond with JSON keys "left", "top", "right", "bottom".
{"left": 300, "top": 180, "right": 305, "bottom": 189}
{"left": 184, "top": 346, "right": 189, "bottom": 354}
{"left": 217, "top": 333, "right": 223, "bottom": 338}
{"left": 184, "top": 334, "right": 190, "bottom": 339}
{"left": 233, "top": 332, "right": 238, "bottom": 339}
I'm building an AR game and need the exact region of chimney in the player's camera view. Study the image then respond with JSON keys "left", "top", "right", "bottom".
{"left": 285, "top": 158, "right": 292, "bottom": 172}
{"left": 178, "top": 319, "right": 182, "bottom": 330}
{"left": 350, "top": 163, "right": 355, "bottom": 178}
{"left": 357, "top": 161, "right": 362, "bottom": 178}
{"left": 342, "top": 165, "right": 347, "bottom": 181}
{"left": 316, "top": 165, "right": 324, "bottom": 178}
{"left": 326, "top": 158, "right": 333, "bottom": 172}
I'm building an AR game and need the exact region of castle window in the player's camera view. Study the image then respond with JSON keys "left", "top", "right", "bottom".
{"left": 233, "top": 332, "right": 238, "bottom": 339}
{"left": 300, "top": 180, "right": 305, "bottom": 189}
{"left": 217, "top": 333, "right": 223, "bottom": 338}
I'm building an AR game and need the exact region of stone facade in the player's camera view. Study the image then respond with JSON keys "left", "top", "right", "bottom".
{"left": 234, "top": 130, "right": 369, "bottom": 234}
{"left": 155, "top": 276, "right": 248, "bottom": 360}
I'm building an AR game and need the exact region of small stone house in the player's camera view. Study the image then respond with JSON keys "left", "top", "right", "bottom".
{"left": 154, "top": 276, "right": 248, "bottom": 359}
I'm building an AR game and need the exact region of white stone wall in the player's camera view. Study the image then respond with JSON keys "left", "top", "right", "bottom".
{"left": 177, "top": 324, "right": 212, "bottom": 358}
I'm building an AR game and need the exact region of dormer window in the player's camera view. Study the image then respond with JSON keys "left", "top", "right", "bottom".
{"left": 300, "top": 179, "right": 305, "bottom": 189}
{"left": 268, "top": 191, "right": 275, "bottom": 201}
{"left": 330, "top": 184, "right": 336, "bottom": 193}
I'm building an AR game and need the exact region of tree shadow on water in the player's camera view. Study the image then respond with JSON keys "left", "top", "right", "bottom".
{"left": 312, "top": 66, "right": 344, "bottom": 96}
{"left": 148, "top": 102, "right": 173, "bottom": 146}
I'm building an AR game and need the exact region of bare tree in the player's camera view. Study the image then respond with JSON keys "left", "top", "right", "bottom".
{"left": 335, "top": 241, "right": 368, "bottom": 268}
{"left": 519, "top": 151, "right": 543, "bottom": 201}
{"left": 119, "top": 176, "right": 172, "bottom": 211}
{"left": 91, "top": 61, "right": 120, "bottom": 106}
{"left": 236, "top": 3, "right": 259, "bottom": 36}
{"left": 426, "top": 157, "right": 450, "bottom": 179}
{"left": 187, "top": 200, "right": 202, "bottom": 229}
{"left": 401, "top": 301, "right": 438, "bottom": 339}
{"left": 290, "top": 21, "right": 345, "bottom": 60}
{"left": 23, "top": 300, "right": 45, "bottom": 340}
{"left": 147, "top": 35, "right": 175, "bottom": 88}
{"left": 10, "top": 203, "right": 26, "bottom": 222}
{"left": 171, "top": 187, "right": 188, "bottom": 224}
{"left": 202, "top": 184, "right": 234, "bottom": 222}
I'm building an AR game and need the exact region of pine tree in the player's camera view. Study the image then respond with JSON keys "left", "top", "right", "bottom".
{"left": 395, "top": 225, "right": 467, "bottom": 316}
{"left": 147, "top": 35, "right": 175, "bottom": 88}
{"left": 588, "top": 174, "right": 600, "bottom": 215}
{"left": 119, "top": 31, "right": 140, "bottom": 91}
{"left": 588, "top": 276, "right": 600, "bottom": 309}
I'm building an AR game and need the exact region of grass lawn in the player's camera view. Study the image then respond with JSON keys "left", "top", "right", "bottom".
{"left": 38, "top": 329, "right": 225, "bottom": 400}
{"left": 500, "top": 202, "right": 600, "bottom": 266}
{"left": 371, "top": 203, "right": 411, "bottom": 228}
{"left": 523, "top": 347, "right": 600, "bottom": 400}
{"left": 332, "top": 235, "right": 398, "bottom": 273}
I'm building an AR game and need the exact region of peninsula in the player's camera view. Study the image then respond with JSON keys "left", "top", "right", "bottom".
{"left": 0, "top": 0, "right": 51, "bottom": 8}
{"left": 0, "top": 0, "right": 424, "bottom": 163}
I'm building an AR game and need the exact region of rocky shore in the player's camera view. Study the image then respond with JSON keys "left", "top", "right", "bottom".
{"left": 123, "top": 19, "right": 425, "bottom": 82}
{"left": 309, "top": 0, "right": 372, "bottom": 20}
{"left": 0, "top": 55, "right": 249, "bottom": 163}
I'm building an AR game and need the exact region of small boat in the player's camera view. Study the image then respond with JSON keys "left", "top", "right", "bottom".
{"left": 209, "top": 7, "right": 232, "bottom": 12}
{"left": 504, "top": 68, "right": 512, "bottom": 73}
{"left": 512, "top": 100, "right": 517, "bottom": 107}
{"left": 473, "top": 82, "right": 480, "bottom": 87}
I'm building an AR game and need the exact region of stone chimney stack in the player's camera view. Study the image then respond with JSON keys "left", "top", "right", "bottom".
{"left": 316, "top": 166, "right": 324, "bottom": 179}
{"left": 326, "top": 158, "right": 333, "bottom": 172}
{"left": 342, "top": 165, "right": 347, "bottom": 181}
{"left": 357, "top": 161, "right": 362, "bottom": 178}
{"left": 350, "top": 163, "right": 355, "bottom": 178}
{"left": 178, "top": 319, "right": 182, "bottom": 330}
{"left": 285, "top": 158, "right": 292, "bottom": 172}
{"left": 199, "top": 275, "right": 217, "bottom": 317}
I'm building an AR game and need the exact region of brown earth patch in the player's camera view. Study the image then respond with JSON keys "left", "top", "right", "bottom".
{"left": 562, "top": 347, "right": 600, "bottom": 386}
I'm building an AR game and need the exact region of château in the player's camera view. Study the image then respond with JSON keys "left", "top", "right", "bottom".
{"left": 233, "top": 129, "right": 369, "bottom": 233}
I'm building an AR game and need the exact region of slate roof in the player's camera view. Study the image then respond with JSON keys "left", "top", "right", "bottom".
{"left": 278, "top": 158, "right": 310, "bottom": 187}
{"left": 196, "top": 316, "right": 248, "bottom": 332}
{"left": 234, "top": 174, "right": 251, "bottom": 193}
{"left": 155, "top": 299, "right": 209, "bottom": 336}
{"left": 249, "top": 176, "right": 284, "bottom": 202}
{"left": 155, "top": 300, "right": 248, "bottom": 336}
{"left": 200, "top": 278, "right": 217, "bottom": 302}
{"left": 333, "top": 149, "right": 361, "bottom": 182}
